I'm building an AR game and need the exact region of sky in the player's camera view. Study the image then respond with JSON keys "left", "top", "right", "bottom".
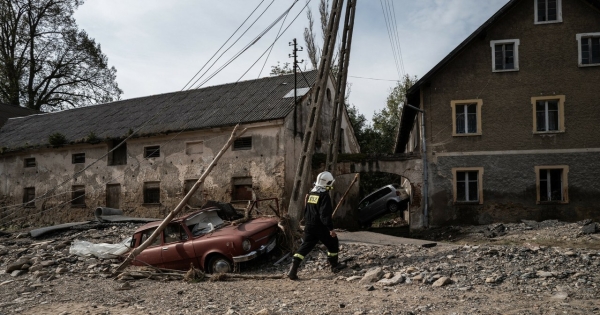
{"left": 73, "top": 0, "right": 509, "bottom": 122}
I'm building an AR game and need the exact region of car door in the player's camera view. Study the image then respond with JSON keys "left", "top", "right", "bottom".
{"left": 372, "top": 187, "right": 392, "bottom": 217}
{"left": 135, "top": 227, "right": 164, "bottom": 267}
{"left": 161, "top": 223, "right": 197, "bottom": 270}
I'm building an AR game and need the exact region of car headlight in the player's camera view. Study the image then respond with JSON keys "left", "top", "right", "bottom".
{"left": 242, "top": 239, "right": 252, "bottom": 252}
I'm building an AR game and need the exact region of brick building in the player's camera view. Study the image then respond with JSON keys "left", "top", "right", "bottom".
{"left": 396, "top": 0, "right": 600, "bottom": 227}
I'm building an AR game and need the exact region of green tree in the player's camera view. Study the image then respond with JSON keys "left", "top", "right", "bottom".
{"left": 0, "top": 0, "right": 122, "bottom": 111}
{"left": 269, "top": 62, "right": 294, "bottom": 76}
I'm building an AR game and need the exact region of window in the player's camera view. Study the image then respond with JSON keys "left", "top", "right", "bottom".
{"left": 451, "top": 99, "right": 483, "bottom": 136}
{"left": 535, "top": 0, "right": 562, "bottom": 24}
{"left": 232, "top": 177, "right": 253, "bottom": 201}
{"left": 233, "top": 137, "right": 252, "bottom": 150}
{"left": 23, "top": 187, "right": 35, "bottom": 208}
{"left": 144, "top": 146, "right": 160, "bottom": 158}
{"left": 108, "top": 140, "right": 127, "bottom": 166}
{"left": 576, "top": 33, "right": 600, "bottom": 67}
{"left": 452, "top": 167, "right": 484, "bottom": 204}
{"left": 139, "top": 227, "right": 162, "bottom": 247}
{"left": 71, "top": 185, "right": 85, "bottom": 207}
{"left": 143, "top": 182, "right": 160, "bottom": 204}
{"left": 164, "top": 223, "right": 188, "bottom": 243}
{"left": 72, "top": 153, "right": 85, "bottom": 164}
{"left": 338, "top": 128, "right": 345, "bottom": 154}
{"left": 490, "top": 39, "right": 520, "bottom": 72}
{"left": 185, "top": 141, "right": 203, "bottom": 155}
{"left": 531, "top": 95, "right": 565, "bottom": 133}
{"left": 24, "top": 158, "right": 36, "bottom": 168}
{"left": 535, "top": 166, "right": 568, "bottom": 203}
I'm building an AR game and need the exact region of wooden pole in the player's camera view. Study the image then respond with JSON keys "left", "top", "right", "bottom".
{"left": 332, "top": 173, "right": 358, "bottom": 218}
{"left": 113, "top": 124, "right": 247, "bottom": 274}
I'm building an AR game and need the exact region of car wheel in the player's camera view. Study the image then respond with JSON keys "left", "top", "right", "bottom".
{"left": 207, "top": 255, "right": 232, "bottom": 274}
{"left": 387, "top": 201, "right": 400, "bottom": 213}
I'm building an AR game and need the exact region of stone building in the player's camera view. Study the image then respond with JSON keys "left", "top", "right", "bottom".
{"left": 0, "top": 71, "right": 360, "bottom": 227}
{"left": 396, "top": 0, "right": 600, "bottom": 227}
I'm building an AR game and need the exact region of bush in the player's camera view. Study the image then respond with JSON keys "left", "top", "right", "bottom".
{"left": 86, "top": 131, "right": 101, "bottom": 144}
{"left": 48, "top": 132, "right": 67, "bottom": 147}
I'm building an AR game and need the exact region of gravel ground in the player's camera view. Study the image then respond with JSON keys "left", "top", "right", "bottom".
{"left": 1, "top": 220, "right": 600, "bottom": 315}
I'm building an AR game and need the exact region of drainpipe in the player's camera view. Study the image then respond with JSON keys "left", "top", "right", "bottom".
{"left": 405, "top": 104, "right": 428, "bottom": 228}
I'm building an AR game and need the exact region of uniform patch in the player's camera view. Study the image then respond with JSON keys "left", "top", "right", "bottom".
{"left": 307, "top": 195, "right": 319, "bottom": 204}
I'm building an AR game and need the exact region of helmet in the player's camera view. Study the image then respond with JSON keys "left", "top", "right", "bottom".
{"left": 315, "top": 171, "right": 335, "bottom": 189}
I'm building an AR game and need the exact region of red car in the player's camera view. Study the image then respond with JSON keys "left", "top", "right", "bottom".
{"left": 128, "top": 204, "right": 279, "bottom": 273}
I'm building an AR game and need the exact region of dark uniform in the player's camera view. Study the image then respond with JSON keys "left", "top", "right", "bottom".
{"left": 294, "top": 190, "right": 339, "bottom": 260}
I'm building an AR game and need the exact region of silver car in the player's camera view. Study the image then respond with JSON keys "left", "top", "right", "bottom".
{"left": 358, "top": 184, "right": 409, "bottom": 227}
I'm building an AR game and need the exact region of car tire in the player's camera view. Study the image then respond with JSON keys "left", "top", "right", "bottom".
{"left": 387, "top": 201, "right": 400, "bottom": 213}
{"left": 207, "top": 255, "right": 232, "bottom": 274}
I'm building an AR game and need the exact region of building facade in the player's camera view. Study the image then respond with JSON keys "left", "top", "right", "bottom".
{"left": 397, "top": 0, "right": 600, "bottom": 227}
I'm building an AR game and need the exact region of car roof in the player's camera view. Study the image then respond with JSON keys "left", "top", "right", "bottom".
{"left": 359, "top": 184, "right": 396, "bottom": 202}
{"left": 134, "top": 206, "right": 220, "bottom": 233}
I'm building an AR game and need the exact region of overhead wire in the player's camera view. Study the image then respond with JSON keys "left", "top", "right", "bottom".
{"left": 379, "top": 0, "right": 402, "bottom": 80}
{"left": 387, "top": 0, "right": 405, "bottom": 77}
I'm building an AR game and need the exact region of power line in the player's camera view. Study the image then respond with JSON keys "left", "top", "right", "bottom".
{"left": 348, "top": 75, "right": 399, "bottom": 82}
{"left": 388, "top": 0, "right": 406, "bottom": 77}
{"left": 379, "top": 0, "right": 402, "bottom": 80}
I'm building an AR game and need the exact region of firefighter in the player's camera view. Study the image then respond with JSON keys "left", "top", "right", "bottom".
{"left": 287, "top": 171, "right": 346, "bottom": 280}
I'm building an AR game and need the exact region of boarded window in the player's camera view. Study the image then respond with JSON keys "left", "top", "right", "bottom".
{"left": 232, "top": 177, "right": 253, "bottom": 201}
{"left": 71, "top": 185, "right": 86, "bottom": 207}
{"left": 494, "top": 43, "right": 514, "bottom": 70}
{"left": 144, "top": 182, "right": 160, "bottom": 204}
{"left": 184, "top": 179, "right": 203, "bottom": 208}
{"left": 186, "top": 141, "right": 203, "bottom": 155}
{"left": 536, "top": 100, "right": 560, "bottom": 132}
{"left": 537, "top": 0, "right": 558, "bottom": 22}
{"left": 72, "top": 153, "right": 85, "bottom": 164}
{"left": 233, "top": 137, "right": 252, "bottom": 150}
{"left": 539, "top": 169, "right": 564, "bottom": 202}
{"left": 23, "top": 187, "right": 35, "bottom": 208}
{"left": 24, "top": 158, "right": 36, "bottom": 168}
{"left": 106, "top": 184, "right": 121, "bottom": 209}
{"left": 144, "top": 146, "right": 160, "bottom": 158}
{"left": 456, "top": 171, "right": 479, "bottom": 202}
{"left": 455, "top": 104, "right": 478, "bottom": 134}
{"left": 108, "top": 141, "right": 127, "bottom": 166}
{"left": 581, "top": 36, "right": 600, "bottom": 65}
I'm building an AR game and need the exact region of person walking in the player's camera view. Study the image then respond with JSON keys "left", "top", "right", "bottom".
{"left": 287, "top": 171, "right": 346, "bottom": 280}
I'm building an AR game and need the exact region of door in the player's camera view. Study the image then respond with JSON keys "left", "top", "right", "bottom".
{"left": 161, "top": 223, "right": 197, "bottom": 270}
{"left": 106, "top": 184, "right": 121, "bottom": 209}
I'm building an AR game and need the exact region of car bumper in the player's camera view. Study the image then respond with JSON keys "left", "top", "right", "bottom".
{"left": 232, "top": 237, "right": 277, "bottom": 263}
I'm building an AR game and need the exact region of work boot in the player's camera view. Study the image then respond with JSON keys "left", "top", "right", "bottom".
{"left": 327, "top": 256, "right": 347, "bottom": 273}
{"left": 287, "top": 258, "right": 301, "bottom": 280}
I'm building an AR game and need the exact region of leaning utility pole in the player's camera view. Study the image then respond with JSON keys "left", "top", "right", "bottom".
{"left": 289, "top": 38, "right": 303, "bottom": 136}
{"left": 325, "top": 0, "right": 357, "bottom": 174}
{"left": 287, "top": 0, "right": 348, "bottom": 224}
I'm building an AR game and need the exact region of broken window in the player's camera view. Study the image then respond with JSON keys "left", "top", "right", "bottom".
{"left": 184, "top": 179, "right": 203, "bottom": 208}
{"left": 72, "top": 153, "right": 85, "bottom": 164}
{"left": 144, "top": 182, "right": 160, "bottom": 204}
{"left": 537, "top": 166, "right": 568, "bottom": 203}
{"left": 23, "top": 187, "right": 35, "bottom": 208}
{"left": 139, "top": 227, "right": 162, "bottom": 247}
{"left": 24, "top": 157, "right": 36, "bottom": 168}
{"left": 490, "top": 39, "right": 519, "bottom": 71}
{"left": 108, "top": 140, "right": 127, "bottom": 166}
{"left": 185, "top": 141, "right": 203, "bottom": 155}
{"left": 536, "top": 0, "right": 560, "bottom": 23}
{"left": 164, "top": 223, "right": 188, "bottom": 243}
{"left": 453, "top": 168, "right": 482, "bottom": 203}
{"left": 144, "top": 145, "right": 160, "bottom": 158}
{"left": 71, "top": 185, "right": 85, "bottom": 207}
{"left": 233, "top": 137, "right": 252, "bottom": 150}
{"left": 232, "top": 177, "right": 253, "bottom": 201}
{"left": 578, "top": 34, "right": 600, "bottom": 66}
{"left": 536, "top": 100, "right": 560, "bottom": 132}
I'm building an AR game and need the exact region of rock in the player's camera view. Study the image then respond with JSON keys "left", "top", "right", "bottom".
{"left": 29, "top": 264, "right": 43, "bottom": 272}
{"left": 40, "top": 260, "right": 56, "bottom": 267}
{"left": 377, "top": 274, "right": 405, "bottom": 286}
{"left": 564, "top": 251, "right": 577, "bottom": 257}
{"left": 432, "top": 277, "right": 451, "bottom": 287}
{"left": 536, "top": 271, "right": 555, "bottom": 278}
{"left": 11, "top": 270, "right": 25, "bottom": 277}
{"left": 412, "top": 274, "right": 423, "bottom": 282}
{"left": 365, "top": 285, "right": 375, "bottom": 291}
{"left": 383, "top": 272, "right": 393, "bottom": 279}
{"left": 581, "top": 223, "right": 598, "bottom": 235}
{"left": 20, "top": 264, "right": 30, "bottom": 270}
{"left": 254, "top": 309, "right": 277, "bottom": 315}
{"left": 55, "top": 267, "right": 68, "bottom": 274}
{"left": 359, "top": 267, "right": 383, "bottom": 285}
{"left": 405, "top": 267, "right": 418, "bottom": 274}
{"left": 6, "top": 259, "right": 31, "bottom": 272}
{"left": 551, "top": 292, "right": 569, "bottom": 300}
{"left": 484, "top": 224, "right": 507, "bottom": 238}
{"left": 346, "top": 276, "right": 361, "bottom": 282}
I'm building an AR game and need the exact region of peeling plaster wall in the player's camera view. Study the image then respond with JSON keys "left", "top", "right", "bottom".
{"left": 0, "top": 121, "right": 287, "bottom": 227}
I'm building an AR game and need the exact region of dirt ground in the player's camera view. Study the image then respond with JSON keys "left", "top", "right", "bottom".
{"left": 1, "top": 219, "right": 599, "bottom": 315}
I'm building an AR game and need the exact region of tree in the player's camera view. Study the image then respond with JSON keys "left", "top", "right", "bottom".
{"left": 269, "top": 61, "right": 294, "bottom": 76}
{"left": 0, "top": 0, "right": 122, "bottom": 112}
{"left": 303, "top": 0, "right": 339, "bottom": 74}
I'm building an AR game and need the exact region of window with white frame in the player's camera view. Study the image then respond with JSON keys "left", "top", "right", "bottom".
{"left": 535, "top": 0, "right": 562, "bottom": 24}
{"left": 531, "top": 95, "right": 565, "bottom": 133}
{"left": 535, "top": 166, "right": 568, "bottom": 203}
{"left": 451, "top": 99, "right": 482, "bottom": 136}
{"left": 490, "top": 39, "right": 520, "bottom": 72}
{"left": 576, "top": 33, "right": 600, "bottom": 67}
{"left": 452, "top": 167, "right": 484, "bottom": 204}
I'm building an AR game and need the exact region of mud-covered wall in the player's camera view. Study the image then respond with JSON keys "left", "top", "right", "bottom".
{"left": 0, "top": 121, "right": 287, "bottom": 227}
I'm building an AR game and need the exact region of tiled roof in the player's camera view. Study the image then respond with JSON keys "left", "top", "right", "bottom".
{"left": 0, "top": 71, "right": 317, "bottom": 150}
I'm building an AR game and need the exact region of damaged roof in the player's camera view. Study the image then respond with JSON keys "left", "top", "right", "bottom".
{"left": 0, "top": 71, "right": 317, "bottom": 151}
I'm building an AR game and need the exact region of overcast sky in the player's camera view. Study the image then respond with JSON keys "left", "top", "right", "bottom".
{"left": 74, "top": 0, "right": 508, "bottom": 122}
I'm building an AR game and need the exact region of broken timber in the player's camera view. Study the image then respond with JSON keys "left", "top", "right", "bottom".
{"left": 113, "top": 124, "right": 247, "bottom": 274}
{"left": 332, "top": 173, "right": 358, "bottom": 218}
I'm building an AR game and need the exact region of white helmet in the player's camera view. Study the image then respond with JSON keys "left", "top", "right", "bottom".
{"left": 315, "top": 171, "right": 335, "bottom": 189}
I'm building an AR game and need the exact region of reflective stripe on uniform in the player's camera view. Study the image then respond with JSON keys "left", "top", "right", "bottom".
{"left": 327, "top": 252, "right": 338, "bottom": 257}
{"left": 293, "top": 253, "right": 305, "bottom": 260}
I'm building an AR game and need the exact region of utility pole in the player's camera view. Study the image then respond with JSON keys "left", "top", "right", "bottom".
{"left": 289, "top": 38, "right": 303, "bottom": 136}
{"left": 288, "top": 0, "right": 346, "bottom": 225}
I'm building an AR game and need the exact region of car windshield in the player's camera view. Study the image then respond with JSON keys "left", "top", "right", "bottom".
{"left": 184, "top": 210, "right": 225, "bottom": 236}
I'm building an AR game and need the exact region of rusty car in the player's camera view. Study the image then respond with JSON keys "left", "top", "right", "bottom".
{"left": 128, "top": 200, "right": 280, "bottom": 273}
